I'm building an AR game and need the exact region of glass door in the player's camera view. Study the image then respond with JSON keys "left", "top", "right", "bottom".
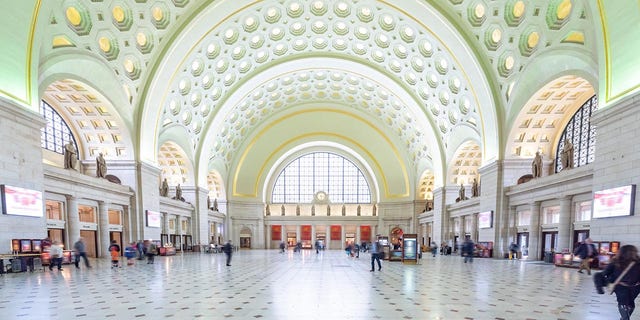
{"left": 517, "top": 232, "right": 529, "bottom": 258}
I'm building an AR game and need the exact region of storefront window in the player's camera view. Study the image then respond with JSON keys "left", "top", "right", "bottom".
{"left": 517, "top": 211, "right": 531, "bottom": 226}
{"left": 78, "top": 205, "right": 96, "bottom": 223}
{"left": 575, "top": 201, "right": 591, "bottom": 221}
{"left": 108, "top": 209, "right": 121, "bottom": 224}
{"left": 542, "top": 206, "right": 560, "bottom": 224}
{"left": 46, "top": 200, "right": 63, "bottom": 220}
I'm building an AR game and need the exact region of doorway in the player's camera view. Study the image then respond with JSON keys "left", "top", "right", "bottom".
{"left": 573, "top": 230, "right": 589, "bottom": 251}
{"left": 517, "top": 232, "right": 529, "bottom": 258}
{"left": 287, "top": 232, "right": 297, "bottom": 247}
{"left": 79, "top": 230, "right": 97, "bottom": 258}
{"left": 48, "top": 229, "right": 65, "bottom": 248}
{"left": 542, "top": 231, "right": 558, "bottom": 258}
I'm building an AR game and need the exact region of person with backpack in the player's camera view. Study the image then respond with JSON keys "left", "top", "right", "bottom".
{"left": 575, "top": 238, "right": 597, "bottom": 275}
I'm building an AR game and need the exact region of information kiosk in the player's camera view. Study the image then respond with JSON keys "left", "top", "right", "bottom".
{"left": 402, "top": 234, "right": 418, "bottom": 264}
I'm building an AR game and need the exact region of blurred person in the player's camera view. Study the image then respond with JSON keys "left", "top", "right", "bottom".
{"left": 370, "top": 240, "right": 382, "bottom": 272}
{"left": 575, "top": 238, "right": 597, "bottom": 275}
{"left": 223, "top": 240, "right": 233, "bottom": 266}
{"left": 73, "top": 237, "right": 91, "bottom": 269}
{"left": 48, "top": 241, "right": 63, "bottom": 271}
{"left": 596, "top": 245, "right": 640, "bottom": 320}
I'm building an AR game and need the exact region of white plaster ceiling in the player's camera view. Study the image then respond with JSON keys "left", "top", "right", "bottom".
{"left": 37, "top": 0, "right": 597, "bottom": 190}
{"left": 42, "top": 79, "right": 133, "bottom": 160}
{"left": 505, "top": 75, "right": 594, "bottom": 160}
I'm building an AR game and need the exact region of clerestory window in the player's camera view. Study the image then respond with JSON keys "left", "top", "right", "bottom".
{"left": 271, "top": 152, "right": 371, "bottom": 204}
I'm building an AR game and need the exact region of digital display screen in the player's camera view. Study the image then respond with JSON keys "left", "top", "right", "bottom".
{"left": 478, "top": 210, "right": 493, "bottom": 229}
{"left": 1, "top": 185, "right": 43, "bottom": 217}
{"left": 593, "top": 185, "right": 636, "bottom": 218}
{"left": 403, "top": 239, "right": 416, "bottom": 260}
{"left": 146, "top": 210, "right": 161, "bottom": 228}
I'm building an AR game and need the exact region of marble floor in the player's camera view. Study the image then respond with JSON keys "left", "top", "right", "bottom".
{"left": 0, "top": 250, "right": 625, "bottom": 320}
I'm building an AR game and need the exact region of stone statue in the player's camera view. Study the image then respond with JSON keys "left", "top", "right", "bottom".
{"left": 160, "top": 178, "right": 169, "bottom": 197}
{"left": 311, "top": 205, "right": 315, "bottom": 216}
{"left": 356, "top": 205, "right": 361, "bottom": 216}
{"left": 207, "top": 196, "right": 211, "bottom": 210}
{"left": 96, "top": 153, "right": 107, "bottom": 178}
{"left": 64, "top": 141, "right": 76, "bottom": 170}
{"left": 281, "top": 205, "right": 285, "bottom": 216}
{"left": 326, "top": 205, "right": 330, "bottom": 216}
{"left": 265, "top": 204, "right": 270, "bottom": 216}
{"left": 296, "top": 204, "right": 300, "bottom": 216}
{"left": 213, "top": 198, "right": 218, "bottom": 211}
{"left": 561, "top": 138, "right": 574, "bottom": 170}
{"left": 341, "top": 204, "right": 345, "bottom": 216}
{"left": 532, "top": 151, "right": 543, "bottom": 178}
{"left": 472, "top": 178, "right": 479, "bottom": 197}
{"left": 372, "top": 204, "right": 377, "bottom": 216}
{"left": 173, "top": 184, "right": 184, "bottom": 201}
{"left": 458, "top": 183, "right": 466, "bottom": 201}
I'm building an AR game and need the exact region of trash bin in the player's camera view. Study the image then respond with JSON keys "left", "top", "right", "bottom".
{"left": 544, "top": 251, "right": 554, "bottom": 263}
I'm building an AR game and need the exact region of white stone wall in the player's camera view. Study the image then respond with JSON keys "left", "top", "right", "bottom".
{"left": 0, "top": 98, "right": 47, "bottom": 251}
{"left": 590, "top": 94, "right": 640, "bottom": 247}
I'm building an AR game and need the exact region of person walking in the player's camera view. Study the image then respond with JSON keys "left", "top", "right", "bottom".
{"left": 223, "top": 240, "right": 233, "bottom": 266}
{"left": 315, "top": 240, "right": 320, "bottom": 254}
{"left": 430, "top": 242, "right": 438, "bottom": 257}
{"left": 145, "top": 241, "right": 157, "bottom": 264}
{"left": 48, "top": 241, "right": 63, "bottom": 271}
{"left": 596, "top": 245, "right": 640, "bottom": 320}
{"left": 509, "top": 242, "right": 519, "bottom": 260}
{"left": 370, "top": 240, "right": 382, "bottom": 272}
{"left": 575, "top": 238, "right": 597, "bottom": 275}
{"left": 73, "top": 237, "right": 91, "bottom": 269}
{"left": 280, "top": 241, "right": 286, "bottom": 254}
{"left": 462, "top": 237, "right": 475, "bottom": 263}
{"left": 109, "top": 240, "right": 121, "bottom": 268}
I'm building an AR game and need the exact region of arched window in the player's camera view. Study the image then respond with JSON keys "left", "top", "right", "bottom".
{"left": 555, "top": 95, "right": 597, "bottom": 173}
{"left": 40, "top": 100, "right": 78, "bottom": 156}
{"left": 271, "top": 152, "right": 371, "bottom": 204}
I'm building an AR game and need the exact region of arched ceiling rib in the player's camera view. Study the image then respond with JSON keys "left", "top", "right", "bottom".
{"left": 434, "top": 0, "right": 596, "bottom": 104}
{"left": 202, "top": 67, "right": 439, "bottom": 172}
{"left": 149, "top": 0, "right": 493, "bottom": 168}
{"left": 42, "top": 0, "right": 199, "bottom": 107}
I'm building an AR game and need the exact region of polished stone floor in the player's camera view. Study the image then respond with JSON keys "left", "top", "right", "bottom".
{"left": 0, "top": 250, "right": 624, "bottom": 320}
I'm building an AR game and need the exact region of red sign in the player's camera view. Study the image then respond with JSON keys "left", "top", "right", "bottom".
{"left": 271, "top": 225, "right": 282, "bottom": 241}
{"left": 360, "top": 225, "right": 371, "bottom": 242}
{"left": 301, "top": 225, "right": 312, "bottom": 240}
{"left": 330, "top": 225, "right": 342, "bottom": 240}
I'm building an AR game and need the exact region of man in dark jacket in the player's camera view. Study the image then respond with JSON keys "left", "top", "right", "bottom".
{"left": 223, "top": 240, "right": 233, "bottom": 266}
{"left": 575, "top": 238, "right": 597, "bottom": 275}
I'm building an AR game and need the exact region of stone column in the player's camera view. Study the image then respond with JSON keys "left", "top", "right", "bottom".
{"left": 508, "top": 205, "right": 517, "bottom": 244}
{"left": 529, "top": 201, "right": 541, "bottom": 260}
{"left": 558, "top": 195, "right": 573, "bottom": 253}
{"left": 461, "top": 216, "right": 467, "bottom": 239}
{"left": 66, "top": 195, "right": 79, "bottom": 248}
{"left": 311, "top": 225, "right": 316, "bottom": 248}
{"left": 356, "top": 225, "right": 361, "bottom": 245}
{"left": 163, "top": 213, "right": 170, "bottom": 237}
{"left": 471, "top": 213, "right": 478, "bottom": 243}
{"left": 98, "top": 201, "right": 110, "bottom": 258}
{"left": 296, "top": 225, "right": 301, "bottom": 245}
{"left": 341, "top": 226, "right": 346, "bottom": 250}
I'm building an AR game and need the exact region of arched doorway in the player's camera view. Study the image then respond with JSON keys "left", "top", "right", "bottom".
{"left": 239, "top": 227, "right": 252, "bottom": 249}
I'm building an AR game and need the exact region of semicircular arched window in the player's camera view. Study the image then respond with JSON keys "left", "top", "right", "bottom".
{"left": 40, "top": 99, "right": 78, "bottom": 157}
{"left": 271, "top": 152, "right": 372, "bottom": 204}
{"left": 555, "top": 95, "right": 597, "bottom": 173}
